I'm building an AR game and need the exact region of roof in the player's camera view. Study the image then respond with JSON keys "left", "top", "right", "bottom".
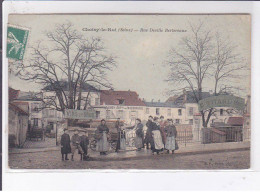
{"left": 42, "top": 81, "right": 99, "bottom": 92}
{"left": 100, "top": 90, "right": 146, "bottom": 106}
{"left": 17, "top": 91, "right": 42, "bottom": 101}
{"left": 144, "top": 101, "right": 183, "bottom": 108}
{"left": 9, "top": 103, "right": 29, "bottom": 115}
{"left": 227, "top": 117, "right": 244, "bottom": 126}
{"left": 211, "top": 128, "right": 226, "bottom": 135}
{"left": 9, "top": 87, "right": 20, "bottom": 101}
{"left": 174, "top": 91, "right": 211, "bottom": 104}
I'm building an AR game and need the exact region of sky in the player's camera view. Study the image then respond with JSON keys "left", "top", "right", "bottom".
{"left": 8, "top": 14, "right": 251, "bottom": 101}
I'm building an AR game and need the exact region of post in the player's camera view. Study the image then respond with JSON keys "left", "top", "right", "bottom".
{"left": 56, "top": 121, "right": 58, "bottom": 146}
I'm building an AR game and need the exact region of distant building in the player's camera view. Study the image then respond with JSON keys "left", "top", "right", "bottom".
{"left": 13, "top": 91, "right": 43, "bottom": 129}
{"left": 93, "top": 89, "right": 146, "bottom": 124}
{"left": 42, "top": 81, "right": 100, "bottom": 130}
{"left": 9, "top": 87, "right": 29, "bottom": 148}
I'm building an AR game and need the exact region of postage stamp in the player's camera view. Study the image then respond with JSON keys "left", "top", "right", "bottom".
{"left": 6, "top": 25, "right": 29, "bottom": 60}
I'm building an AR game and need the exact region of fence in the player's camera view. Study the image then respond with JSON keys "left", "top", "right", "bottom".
{"left": 87, "top": 126, "right": 250, "bottom": 148}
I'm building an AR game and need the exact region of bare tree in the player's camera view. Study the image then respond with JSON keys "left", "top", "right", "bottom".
{"left": 166, "top": 22, "right": 247, "bottom": 127}
{"left": 15, "top": 22, "right": 116, "bottom": 113}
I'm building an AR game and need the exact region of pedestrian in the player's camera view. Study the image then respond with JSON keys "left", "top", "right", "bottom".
{"left": 96, "top": 119, "right": 110, "bottom": 155}
{"left": 71, "top": 129, "right": 84, "bottom": 161}
{"left": 151, "top": 117, "right": 164, "bottom": 155}
{"left": 79, "top": 130, "right": 89, "bottom": 160}
{"left": 144, "top": 115, "right": 154, "bottom": 149}
{"left": 60, "top": 128, "right": 71, "bottom": 161}
{"left": 126, "top": 118, "right": 144, "bottom": 151}
{"left": 159, "top": 115, "right": 167, "bottom": 148}
{"left": 115, "top": 118, "right": 123, "bottom": 152}
{"left": 120, "top": 127, "right": 126, "bottom": 150}
{"left": 165, "top": 119, "right": 177, "bottom": 154}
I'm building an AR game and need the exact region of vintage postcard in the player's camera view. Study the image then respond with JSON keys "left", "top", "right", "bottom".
{"left": 7, "top": 14, "right": 251, "bottom": 170}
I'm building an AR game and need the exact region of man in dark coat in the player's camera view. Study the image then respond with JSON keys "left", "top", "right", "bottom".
{"left": 144, "top": 116, "right": 154, "bottom": 149}
{"left": 60, "top": 128, "right": 71, "bottom": 161}
{"left": 79, "top": 130, "right": 89, "bottom": 160}
{"left": 115, "top": 118, "right": 123, "bottom": 152}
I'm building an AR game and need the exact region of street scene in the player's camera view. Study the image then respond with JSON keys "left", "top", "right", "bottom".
{"left": 7, "top": 14, "right": 251, "bottom": 169}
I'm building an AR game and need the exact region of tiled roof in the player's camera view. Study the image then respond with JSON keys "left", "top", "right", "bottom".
{"left": 9, "top": 103, "right": 29, "bottom": 115}
{"left": 100, "top": 90, "right": 146, "bottom": 106}
{"left": 227, "top": 117, "right": 244, "bottom": 126}
{"left": 174, "top": 91, "right": 211, "bottom": 104}
{"left": 9, "top": 87, "right": 20, "bottom": 101}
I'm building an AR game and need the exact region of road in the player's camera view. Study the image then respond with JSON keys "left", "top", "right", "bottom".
{"left": 8, "top": 149, "right": 250, "bottom": 170}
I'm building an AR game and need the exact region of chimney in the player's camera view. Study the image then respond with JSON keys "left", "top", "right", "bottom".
{"left": 158, "top": 99, "right": 160, "bottom": 103}
{"left": 183, "top": 89, "right": 187, "bottom": 103}
{"left": 151, "top": 99, "right": 154, "bottom": 103}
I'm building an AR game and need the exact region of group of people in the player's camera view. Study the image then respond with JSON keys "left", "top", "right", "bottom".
{"left": 60, "top": 129, "right": 89, "bottom": 161}
{"left": 113, "top": 116, "right": 178, "bottom": 155}
{"left": 144, "top": 116, "right": 178, "bottom": 155}
{"left": 60, "top": 116, "right": 178, "bottom": 161}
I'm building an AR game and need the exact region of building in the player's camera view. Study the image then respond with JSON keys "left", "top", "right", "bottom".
{"left": 93, "top": 89, "right": 146, "bottom": 124}
{"left": 143, "top": 101, "right": 185, "bottom": 123}
{"left": 13, "top": 91, "right": 43, "bottom": 129}
{"left": 42, "top": 81, "right": 100, "bottom": 130}
{"left": 9, "top": 88, "right": 29, "bottom": 148}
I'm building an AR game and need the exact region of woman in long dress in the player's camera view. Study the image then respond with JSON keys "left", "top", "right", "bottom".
{"left": 165, "top": 119, "right": 177, "bottom": 154}
{"left": 126, "top": 118, "right": 144, "bottom": 151}
{"left": 151, "top": 117, "right": 164, "bottom": 155}
{"left": 96, "top": 119, "right": 110, "bottom": 155}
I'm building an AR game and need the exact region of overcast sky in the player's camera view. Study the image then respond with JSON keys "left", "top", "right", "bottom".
{"left": 8, "top": 14, "right": 250, "bottom": 101}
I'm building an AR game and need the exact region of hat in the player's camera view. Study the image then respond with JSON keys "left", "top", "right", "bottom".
{"left": 136, "top": 118, "right": 141, "bottom": 122}
{"left": 149, "top": 115, "right": 153, "bottom": 118}
{"left": 101, "top": 119, "right": 106, "bottom": 122}
{"left": 160, "top": 115, "right": 164, "bottom": 119}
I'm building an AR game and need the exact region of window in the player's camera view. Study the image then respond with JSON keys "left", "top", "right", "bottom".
{"left": 106, "top": 110, "right": 111, "bottom": 119}
{"left": 117, "top": 110, "right": 124, "bottom": 119}
{"left": 220, "top": 109, "right": 224, "bottom": 116}
{"left": 146, "top": 108, "right": 149, "bottom": 114}
{"left": 130, "top": 111, "right": 137, "bottom": 121}
{"left": 118, "top": 99, "right": 125, "bottom": 105}
{"left": 178, "top": 109, "right": 182, "bottom": 116}
{"left": 189, "top": 107, "right": 194, "bottom": 116}
{"left": 33, "top": 118, "right": 38, "bottom": 127}
{"left": 156, "top": 108, "right": 160, "bottom": 115}
{"left": 167, "top": 109, "right": 171, "bottom": 116}
{"left": 189, "top": 119, "right": 193, "bottom": 125}
{"left": 31, "top": 103, "right": 40, "bottom": 112}
{"left": 175, "top": 119, "right": 180, "bottom": 124}
{"left": 96, "top": 111, "right": 100, "bottom": 119}
{"left": 95, "top": 98, "right": 100, "bottom": 105}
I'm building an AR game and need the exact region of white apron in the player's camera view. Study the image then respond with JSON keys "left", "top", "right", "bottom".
{"left": 135, "top": 136, "right": 143, "bottom": 149}
{"left": 165, "top": 136, "right": 176, "bottom": 150}
{"left": 96, "top": 132, "right": 109, "bottom": 152}
{"left": 152, "top": 130, "right": 164, "bottom": 150}
{"left": 120, "top": 138, "right": 126, "bottom": 150}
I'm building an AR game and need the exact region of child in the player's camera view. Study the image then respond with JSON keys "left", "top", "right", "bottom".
{"left": 79, "top": 130, "right": 89, "bottom": 160}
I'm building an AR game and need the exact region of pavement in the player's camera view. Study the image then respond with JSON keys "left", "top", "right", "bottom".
{"left": 9, "top": 141, "right": 250, "bottom": 161}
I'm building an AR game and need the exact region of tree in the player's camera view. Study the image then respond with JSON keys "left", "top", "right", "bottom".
{"left": 166, "top": 22, "right": 247, "bottom": 127}
{"left": 15, "top": 22, "right": 116, "bottom": 113}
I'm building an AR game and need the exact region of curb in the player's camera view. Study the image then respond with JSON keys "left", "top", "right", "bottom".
{"left": 88, "top": 147, "right": 250, "bottom": 161}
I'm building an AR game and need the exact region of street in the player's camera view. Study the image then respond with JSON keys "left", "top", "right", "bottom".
{"left": 8, "top": 149, "right": 250, "bottom": 170}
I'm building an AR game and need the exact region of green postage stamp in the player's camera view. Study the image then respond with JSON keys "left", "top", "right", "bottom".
{"left": 7, "top": 25, "right": 29, "bottom": 60}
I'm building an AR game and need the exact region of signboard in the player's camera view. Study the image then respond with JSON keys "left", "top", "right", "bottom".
{"left": 198, "top": 95, "right": 245, "bottom": 111}
{"left": 64, "top": 109, "right": 96, "bottom": 120}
